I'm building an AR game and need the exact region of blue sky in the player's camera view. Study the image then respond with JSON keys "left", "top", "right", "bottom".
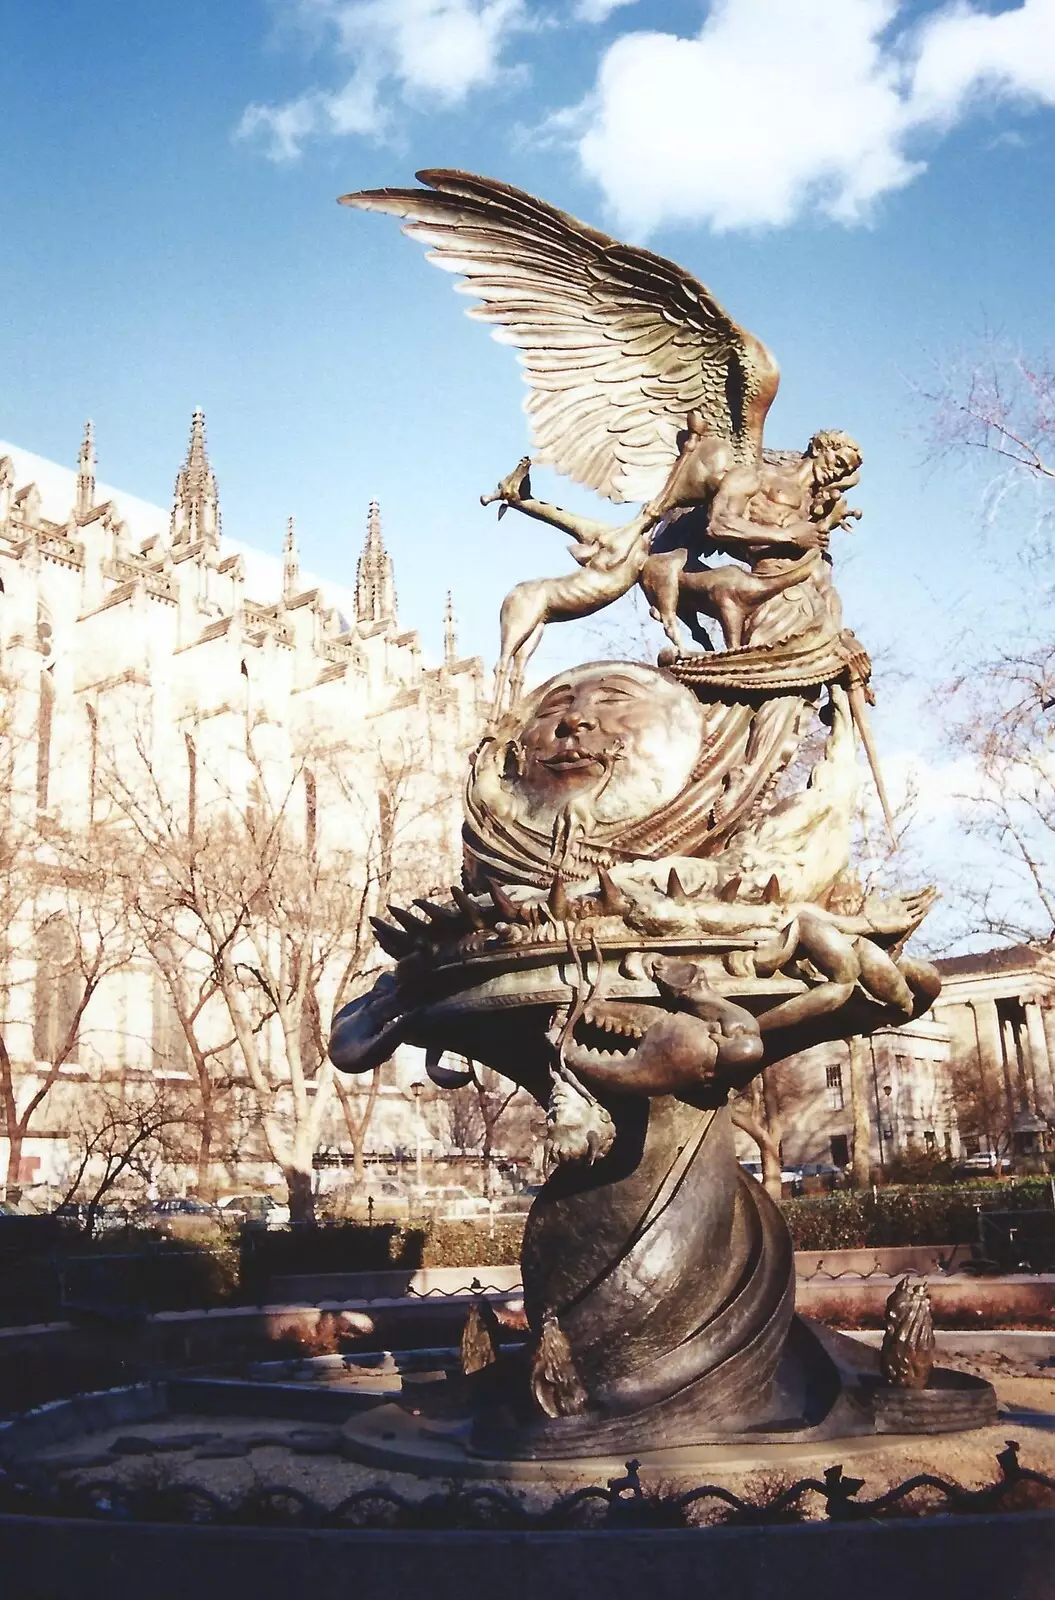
{"left": 2, "top": 1, "right": 1054, "bottom": 941}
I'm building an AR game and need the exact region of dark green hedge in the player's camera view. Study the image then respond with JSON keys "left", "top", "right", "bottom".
{"left": 1, "top": 1183, "right": 1050, "bottom": 1325}
{"left": 238, "top": 1219, "right": 525, "bottom": 1294}
{"left": 244, "top": 1184, "right": 1052, "bottom": 1273}
{"left": 0, "top": 1234, "right": 240, "bottom": 1327}
{"left": 783, "top": 1179, "right": 1053, "bottom": 1252}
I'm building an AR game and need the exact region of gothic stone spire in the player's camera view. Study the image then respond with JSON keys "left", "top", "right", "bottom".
{"left": 355, "top": 499, "right": 397, "bottom": 625}
{"left": 444, "top": 590, "right": 457, "bottom": 667}
{"left": 283, "top": 514, "right": 299, "bottom": 603}
{"left": 170, "top": 408, "right": 220, "bottom": 547}
{"left": 76, "top": 420, "right": 95, "bottom": 520}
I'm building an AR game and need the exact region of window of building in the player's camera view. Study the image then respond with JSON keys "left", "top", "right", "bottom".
{"left": 33, "top": 920, "right": 81, "bottom": 1064}
{"left": 305, "top": 768, "right": 317, "bottom": 857}
{"left": 246, "top": 777, "right": 263, "bottom": 838}
{"left": 830, "top": 1134, "right": 849, "bottom": 1168}
{"left": 185, "top": 733, "right": 197, "bottom": 836}
{"left": 377, "top": 788, "right": 394, "bottom": 901}
{"left": 86, "top": 703, "right": 98, "bottom": 822}
{"left": 151, "top": 975, "right": 188, "bottom": 1072}
{"left": 36, "top": 668, "right": 54, "bottom": 810}
{"left": 299, "top": 991, "right": 322, "bottom": 1076}
{"left": 36, "top": 604, "right": 52, "bottom": 658}
{"left": 924, "top": 1129, "right": 937, "bottom": 1152}
{"left": 824, "top": 1060, "right": 844, "bottom": 1111}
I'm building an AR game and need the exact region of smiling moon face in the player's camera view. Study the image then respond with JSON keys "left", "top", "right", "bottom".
{"left": 502, "top": 662, "right": 707, "bottom": 834}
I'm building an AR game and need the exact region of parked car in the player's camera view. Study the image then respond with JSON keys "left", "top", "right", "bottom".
{"left": 738, "top": 1159, "right": 803, "bottom": 1189}
{"left": 52, "top": 1201, "right": 135, "bottom": 1234}
{"left": 952, "top": 1151, "right": 1005, "bottom": 1178}
{"left": 362, "top": 1181, "right": 413, "bottom": 1219}
{"left": 140, "top": 1197, "right": 223, "bottom": 1238}
{"left": 793, "top": 1162, "right": 846, "bottom": 1194}
{"left": 217, "top": 1194, "right": 290, "bottom": 1230}
{"left": 419, "top": 1185, "right": 492, "bottom": 1219}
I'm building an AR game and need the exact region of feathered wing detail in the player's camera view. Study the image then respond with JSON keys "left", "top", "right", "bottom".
{"left": 339, "top": 170, "right": 779, "bottom": 505}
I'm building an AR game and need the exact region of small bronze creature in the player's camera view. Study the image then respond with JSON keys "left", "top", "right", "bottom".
{"left": 881, "top": 1275, "right": 935, "bottom": 1390}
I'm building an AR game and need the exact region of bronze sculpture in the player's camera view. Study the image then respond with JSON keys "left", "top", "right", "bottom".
{"left": 881, "top": 1277, "right": 936, "bottom": 1391}
{"left": 331, "top": 173, "right": 995, "bottom": 1457}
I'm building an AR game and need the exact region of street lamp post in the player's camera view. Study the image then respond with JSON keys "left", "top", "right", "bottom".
{"left": 410, "top": 1082, "right": 424, "bottom": 1192}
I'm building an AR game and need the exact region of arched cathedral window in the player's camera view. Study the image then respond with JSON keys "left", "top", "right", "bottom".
{"left": 33, "top": 919, "right": 81, "bottom": 1064}
{"left": 305, "top": 768, "right": 317, "bottom": 857}
{"left": 377, "top": 788, "right": 394, "bottom": 902}
{"left": 86, "top": 703, "right": 98, "bottom": 822}
{"left": 185, "top": 732, "right": 197, "bottom": 837}
{"left": 151, "top": 974, "right": 188, "bottom": 1072}
{"left": 36, "top": 667, "right": 54, "bottom": 811}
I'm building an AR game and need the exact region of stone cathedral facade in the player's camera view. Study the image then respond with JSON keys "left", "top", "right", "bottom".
{"left": 0, "top": 414, "right": 488, "bottom": 1197}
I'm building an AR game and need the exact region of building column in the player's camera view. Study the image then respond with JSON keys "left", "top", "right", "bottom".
{"left": 1024, "top": 1002, "right": 1055, "bottom": 1121}
{"left": 1004, "top": 1014, "right": 1032, "bottom": 1114}
{"left": 1043, "top": 1006, "right": 1055, "bottom": 1092}
{"left": 970, "top": 999, "right": 1008, "bottom": 1150}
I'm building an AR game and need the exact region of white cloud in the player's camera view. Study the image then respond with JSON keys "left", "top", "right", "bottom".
{"left": 238, "top": 0, "right": 530, "bottom": 159}
{"left": 568, "top": 0, "right": 1055, "bottom": 233}
{"left": 573, "top": 0, "right": 640, "bottom": 22}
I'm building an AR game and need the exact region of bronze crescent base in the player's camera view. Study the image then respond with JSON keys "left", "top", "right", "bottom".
{"left": 387, "top": 1101, "right": 995, "bottom": 1460}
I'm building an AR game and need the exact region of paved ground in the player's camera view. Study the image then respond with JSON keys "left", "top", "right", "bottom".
{"left": 19, "top": 1352, "right": 1055, "bottom": 1520}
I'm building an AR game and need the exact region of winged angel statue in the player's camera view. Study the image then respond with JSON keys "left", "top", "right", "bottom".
{"left": 342, "top": 175, "right": 867, "bottom": 689}
{"left": 329, "top": 174, "right": 981, "bottom": 1453}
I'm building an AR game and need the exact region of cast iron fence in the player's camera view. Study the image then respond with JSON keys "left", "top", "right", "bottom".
{"left": 1, "top": 1442, "right": 1052, "bottom": 1530}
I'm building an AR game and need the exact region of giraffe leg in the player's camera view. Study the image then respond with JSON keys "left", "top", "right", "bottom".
{"left": 508, "top": 620, "right": 546, "bottom": 712}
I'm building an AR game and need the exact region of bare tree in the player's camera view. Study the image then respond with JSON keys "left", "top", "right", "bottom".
{"left": 138, "top": 764, "right": 352, "bottom": 1221}
{"left": 918, "top": 337, "right": 1055, "bottom": 947}
{"left": 57, "top": 1078, "right": 188, "bottom": 1236}
{"left": 0, "top": 828, "right": 135, "bottom": 1197}
{"left": 921, "top": 338, "right": 1054, "bottom": 495}
{"left": 334, "top": 1067, "right": 383, "bottom": 1184}
{"left": 940, "top": 647, "right": 1055, "bottom": 945}
{"left": 103, "top": 705, "right": 470, "bottom": 1222}
{"left": 123, "top": 904, "right": 239, "bottom": 1201}
{"left": 944, "top": 1046, "right": 1013, "bottom": 1174}
{"left": 730, "top": 1076, "right": 784, "bottom": 1199}
{"left": 441, "top": 1063, "right": 537, "bottom": 1196}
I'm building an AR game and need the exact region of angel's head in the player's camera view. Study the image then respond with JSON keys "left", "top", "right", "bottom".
{"left": 807, "top": 429, "right": 862, "bottom": 490}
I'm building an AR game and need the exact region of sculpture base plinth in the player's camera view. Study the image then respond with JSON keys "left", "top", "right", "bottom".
{"left": 871, "top": 1373, "right": 999, "bottom": 1435}
{"left": 339, "top": 1318, "right": 997, "bottom": 1479}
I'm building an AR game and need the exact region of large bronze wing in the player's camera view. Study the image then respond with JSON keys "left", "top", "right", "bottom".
{"left": 339, "top": 170, "right": 779, "bottom": 505}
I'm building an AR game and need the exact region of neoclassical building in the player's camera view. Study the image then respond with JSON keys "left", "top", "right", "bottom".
{"left": 932, "top": 942, "right": 1055, "bottom": 1162}
{"left": 734, "top": 945, "right": 1055, "bottom": 1179}
{"left": 0, "top": 414, "right": 489, "bottom": 1196}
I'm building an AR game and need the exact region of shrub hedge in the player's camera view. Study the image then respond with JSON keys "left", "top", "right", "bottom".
{"left": 0, "top": 1181, "right": 1050, "bottom": 1325}
{"left": 238, "top": 1219, "right": 525, "bottom": 1294}
{"left": 240, "top": 1182, "right": 1054, "bottom": 1278}
{"left": 783, "top": 1179, "right": 1053, "bottom": 1252}
{"left": 0, "top": 1233, "right": 240, "bottom": 1327}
